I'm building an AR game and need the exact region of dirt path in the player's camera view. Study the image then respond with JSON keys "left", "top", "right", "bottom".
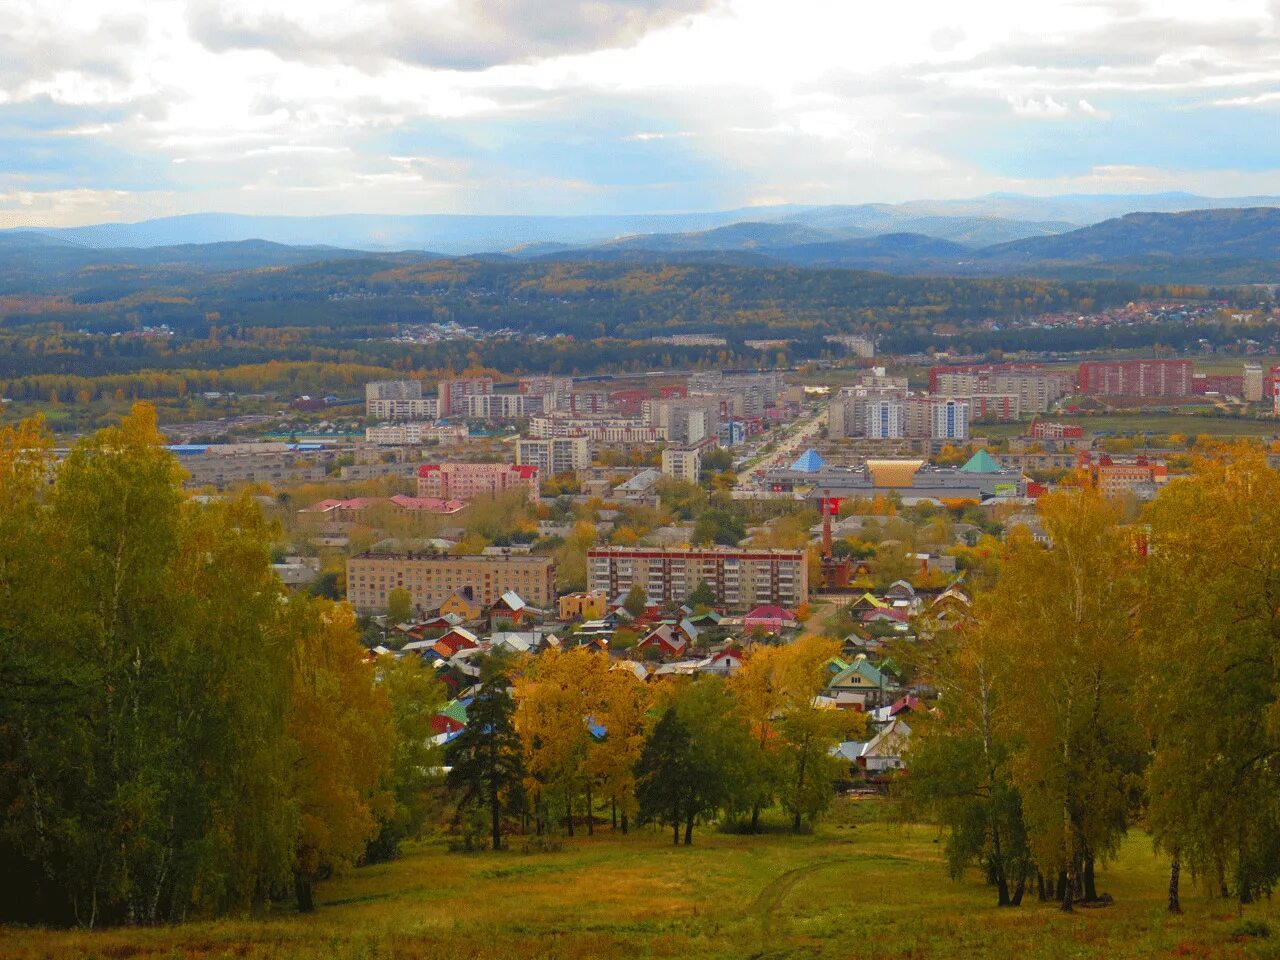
{"left": 751, "top": 858, "right": 852, "bottom": 917}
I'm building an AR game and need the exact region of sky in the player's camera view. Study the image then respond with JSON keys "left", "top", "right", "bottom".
{"left": 2, "top": 0, "right": 1280, "bottom": 226}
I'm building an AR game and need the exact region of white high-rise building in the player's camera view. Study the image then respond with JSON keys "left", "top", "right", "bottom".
{"left": 931, "top": 398, "right": 970, "bottom": 441}
{"left": 865, "top": 399, "right": 905, "bottom": 439}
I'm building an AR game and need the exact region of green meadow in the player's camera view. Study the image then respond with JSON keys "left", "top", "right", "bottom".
{"left": 4, "top": 800, "right": 1275, "bottom": 960}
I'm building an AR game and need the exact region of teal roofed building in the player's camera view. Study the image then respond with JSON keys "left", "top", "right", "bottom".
{"left": 790, "top": 448, "right": 826, "bottom": 472}
{"left": 961, "top": 449, "right": 1002, "bottom": 473}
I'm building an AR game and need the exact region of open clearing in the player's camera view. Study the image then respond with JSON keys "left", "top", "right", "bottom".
{"left": 3, "top": 800, "right": 1276, "bottom": 960}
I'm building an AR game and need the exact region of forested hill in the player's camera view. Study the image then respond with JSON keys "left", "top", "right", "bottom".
{"left": 978, "top": 207, "right": 1280, "bottom": 264}
{"left": 3, "top": 206, "right": 1278, "bottom": 284}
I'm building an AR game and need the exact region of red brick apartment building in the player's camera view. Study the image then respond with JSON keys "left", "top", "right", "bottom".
{"left": 1076, "top": 360, "right": 1193, "bottom": 398}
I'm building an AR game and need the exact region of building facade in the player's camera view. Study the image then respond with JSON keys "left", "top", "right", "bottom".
{"left": 865, "top": 399, "right": 905, "bottom": 439}
{"left": 587, "top": 545, "right": 808, "bottom": 610}
{"left": 437, "top": 377, "right": 494, "bottom": 416}
{"left": 365, "top": 380, "right": 440, "bottom": 420}
{"left": 930, "top": 365, "right": 1070, "bottom": 413}
{"left": 416, "top": 462, "right": 540, "bottom": 501}
{"left": 661, "top": 446, "right": 703, "bottom": 483}
{"left": 365, "top": 422, "right": 468, "bottom": 445}
{"left": 1077, "top": 360, "right": 1194, "bottom": 398}
{"left": 516, "top": 436, "right": 590, "bottom": 475}
{"left": 346, "top": 553, "right": 556, "bottom": 612}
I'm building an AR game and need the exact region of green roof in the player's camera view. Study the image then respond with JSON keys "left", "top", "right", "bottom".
{"left": 961, "top": 449, "right": 1002, "bottom": 473}
{"left": 441, "top": 700, "right": 469, "bottom": 725}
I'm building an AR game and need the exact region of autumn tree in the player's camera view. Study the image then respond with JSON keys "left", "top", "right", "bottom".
{"left": 587, "top": 666, "right": 650, "bottom": 833}
{"left": 366, "top": 654, "right": 447, "bottom": 863}
{"left": 285, "top": 598, "right": 394, "bottom": 912}
{"left": 903, "top": 607, "right": 1034, "bottom": 906}
{"left": 386, "top": 587, "right": 413, "bottom": 626}
{"left": 986, "top": 491, "right": 1145, "bottom": 911}
{"left": 1140, "top": 448, "right": 1280, "bottom": 910}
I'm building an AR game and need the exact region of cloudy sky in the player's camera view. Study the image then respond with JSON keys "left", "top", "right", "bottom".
{"left": 3, "top": 0, "right": 1280, "bottom": 226}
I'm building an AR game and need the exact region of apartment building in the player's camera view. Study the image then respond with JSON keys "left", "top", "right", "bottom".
{"left": 587, "top": 545, "right": 808, "bottom": 610}
{"left": 519, "top": 375, "right": 574, "bottom": 411}
{"left": 365, "top": 380, "right": 440, "bottom": 420}
{"left": 365, "top": 422, "right": 467, "bottom": 445}
{"left": 642, "top": 396, "right": 721, "bottom": 445}
{"left": 463, "top": 393, "right": 529, "bottom": 420}
{"left": 965, "top": 393, "right": 1020, "bottom": 422}
{"left": 171, "top": 443, "right": 332, "bottom": 489}
{"left": 1077, "top": 360, "right": 1194, "bottom": 398}
{"left": 865, "top": 398, "right": 905, "bottom": 439}
{"left": 930, "top": 365, "right": 1070, "bottom": 413}
{"left": 346, "top": 552, "right": 556, "bottom": 612}
{"left": 930, "top": 398, "right": 970, "bottom": 441}
{"left": 661, "top": 446, "right": 702, "bottom": 483}
{"left": 516, "top": 436, "right": 590, "bottom": 475}
{"left": 437, "top": 377, "right": 494, "bottom": 416}
{"left": 417, "top": 462, "right": 540, "bottom": 501}
{"left": 1244, "top": 362, "right": 1264, "bottom": 403}
{"left": 528, "top": 414, "right": 667, "bottom": 444}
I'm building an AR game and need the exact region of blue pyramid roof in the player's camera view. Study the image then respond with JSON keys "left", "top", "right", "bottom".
{"left": 790, "top": 448, "right": 826, "bottom": 472}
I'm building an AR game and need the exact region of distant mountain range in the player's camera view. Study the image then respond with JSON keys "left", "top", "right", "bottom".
{"left": 1, "top": 203, "right": 1278, "bottom": 287}
{"left": 5, "top": 192, "right": 1279, "bottom": 257}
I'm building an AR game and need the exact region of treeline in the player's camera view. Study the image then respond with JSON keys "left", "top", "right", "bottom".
{"left": 0, "top": 407, "right": 444, "bottom": 924}
{"left": 1, "top": 254, "right": 1165, "bottom": 344}
{"left": 0, "top": 407, "right": 859, "bottom": 927}
{"left": 447, "top": 635, "right": 862, "bottom": 851}
{"left": 904, "top": 461, "right": 1280, "bottom": 912}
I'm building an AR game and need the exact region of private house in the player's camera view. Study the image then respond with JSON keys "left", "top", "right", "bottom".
{"left": 433, "top": 626, "right": 480, "bottom": 659}
{"left": 743, "top": 605, "right": 798, "bottom": 634}
{"left": 636, "top": 624, "right": 688, "bottom": 659}
{"left": 698, "top": 647, "right": 744, "bottom": 676}
{"left": 858, "top": 717, "right": 912, "bottom": 776}
{"left": 439, "top": 592, "right": 484, "bottom": 622}
{"left": 489, "top": 590, "right": 530, "bottom": 626}
{"left": 828, "top": 655, "right": 896, "bottom": 708}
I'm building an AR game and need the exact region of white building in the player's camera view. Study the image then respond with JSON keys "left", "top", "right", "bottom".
{"left": 365, "top": 381, "right": 439, "bottom": 421}
{"left": 365, "top": 422, "right": 468, "bottom": 445}
{"left": 930, "top": 398, "right": 970, "bottom": 441}
{"left": 865, "top": 399, "right": 905, "bottom": 439}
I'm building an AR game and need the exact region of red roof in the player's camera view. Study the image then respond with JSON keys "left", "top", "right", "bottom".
{"left": 744, "top": 605, "right": 796, "bottom": 622}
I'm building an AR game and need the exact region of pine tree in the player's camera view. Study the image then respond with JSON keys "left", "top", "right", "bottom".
{"left": 446, "top": 655, "right": 525, "bottom": 851}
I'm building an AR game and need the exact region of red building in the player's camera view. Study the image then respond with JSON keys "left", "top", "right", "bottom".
{"left": 1077, "top": 360, "right": 1193, "bottom": 398}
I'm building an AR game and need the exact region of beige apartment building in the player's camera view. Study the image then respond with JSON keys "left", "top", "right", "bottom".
{"left": 661, "top": 446, "right": 702, "bottom": 483}
{"left": 346, "top": 552, "right": 557, "bottom": 612}
{"left": 587, "top": 545, "right": 808, "bottom": 610}
{"left": 516, "top": 436, "right": 590, "bottom": 475}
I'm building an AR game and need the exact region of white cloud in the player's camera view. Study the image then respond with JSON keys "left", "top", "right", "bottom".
{"left": 2, "top": 0, "right": 1280, "bottom": 224}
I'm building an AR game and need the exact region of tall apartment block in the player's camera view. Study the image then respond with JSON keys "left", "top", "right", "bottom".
{"left": 346, "top": 552, "right": 556, "bottom": 612}
{"left": 516, "top": 436, "right": 590, "bottom": 476}
{"left": 365, "top": 380, "right": 439, "bottom": 420}
{"left": 930, "top": 365, "right": 1071, "bottom": 413}
{"left": 587, "top": 546, "right": 808, "bottom": 610}
{"left": 416, "top": 462, "right": 540, "bottom": 501}
{"left": 1076, "top": 360, "right": 1194, "bottom": 398}
{"left": 437, "top": 377, "right": 494, "bottom": 416}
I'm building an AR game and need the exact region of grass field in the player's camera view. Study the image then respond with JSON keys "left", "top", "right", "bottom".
{"left": 3, "top": 800, "right": 1276, "bottom": 960}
